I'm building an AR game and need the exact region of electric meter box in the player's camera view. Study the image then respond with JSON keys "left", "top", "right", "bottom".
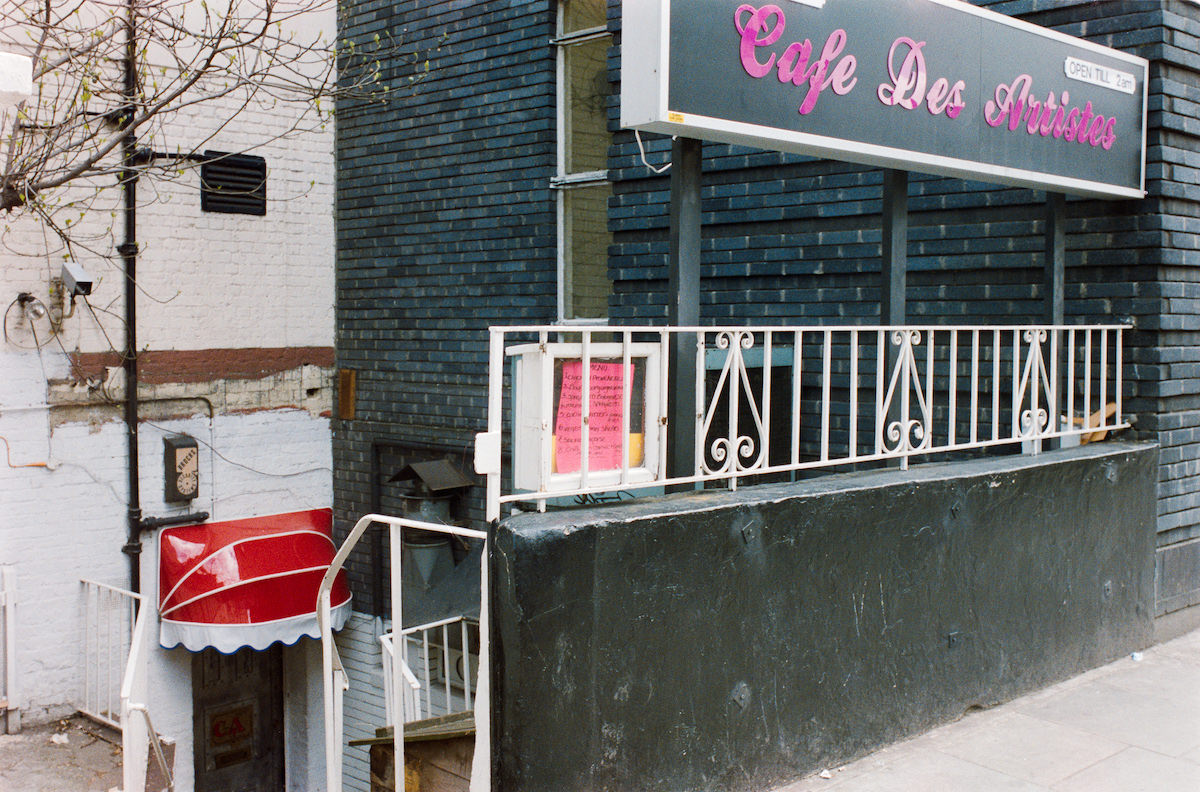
{"left": 510, "top": 342, "right": 663, "bottom": 494}
{"left": 164, "top": 434, "right": 200, "bottom": 503}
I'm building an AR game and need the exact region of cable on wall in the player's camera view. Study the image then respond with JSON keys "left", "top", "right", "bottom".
{"left": 141, "top": 416, "right": 332, "bottom": 479}
{"left": 0, "top": 435, "right": 48, "bottom": 469}
{"left": 636, "top": 130, "right": 672, "bottom": 174}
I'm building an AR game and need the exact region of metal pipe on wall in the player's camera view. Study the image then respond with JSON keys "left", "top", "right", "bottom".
{"left": 119, "top": 0, "right": 142, "bottom": 597}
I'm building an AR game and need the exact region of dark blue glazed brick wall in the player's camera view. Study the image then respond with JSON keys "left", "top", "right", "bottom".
{"left": 337, "top": 0, "right": 1200, "bottom": 613}
{"left": 608, "top": 1, "right": 1200, "bottom": 576}
{"left": 335, "top": 0, "right": 556, "bottom": 610}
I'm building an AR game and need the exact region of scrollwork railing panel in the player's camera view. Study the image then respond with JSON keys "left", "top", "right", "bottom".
{"left": 480, "top": 324, "right": 1129, "bottom": 521}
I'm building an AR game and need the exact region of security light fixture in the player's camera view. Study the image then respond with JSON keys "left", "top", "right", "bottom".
{"left": 16, "top": 292, "right": 45, "bottom": 321}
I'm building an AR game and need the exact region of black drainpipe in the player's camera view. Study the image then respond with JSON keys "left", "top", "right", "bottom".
{"left": 116, "top": 6, "right": 210, "bottom": 598}
{"left": 119, "top": 0, "right": 142, "bottom": 596}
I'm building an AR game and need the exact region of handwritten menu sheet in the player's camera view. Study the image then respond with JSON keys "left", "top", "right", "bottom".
{"left": 554, "top": 360, "right": 633, "bottom": 474}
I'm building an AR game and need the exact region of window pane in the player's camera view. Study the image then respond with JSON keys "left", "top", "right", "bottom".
{"left": 564, "top": 38, "right": 609, "bottom": 174}
{"left": 562, "top": 0, "right": 606, "bottom": 34}
{"left": 564, "top": 184, "right": 612, "bottom": 320}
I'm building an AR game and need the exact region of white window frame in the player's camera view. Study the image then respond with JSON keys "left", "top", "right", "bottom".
{"left": 554, "top": 6, "right": 612, "bottom": 324}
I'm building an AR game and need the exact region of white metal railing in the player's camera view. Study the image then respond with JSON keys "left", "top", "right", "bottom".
{"left": 317, "top": 514, "right": 490, "bottom": 792}
{"left": 1, "top": 566, "right": 17, "bottom": 733}
{"left": 117, "top": 586, "right": 174, "bottom": 792}
{"left": 125, "top": 703, "right": 174, "bottom": 792}
{"left": 80, "top": 579, "right": 139, "bottom": 728}
{"left": 379, "top": 633, "right": 422, "bottom": 726}
{"left": 381, "top": 615, "right": 480, "bottom": 725}
{"left": 476, "top": 324, "right": 1129, "bottom": 520}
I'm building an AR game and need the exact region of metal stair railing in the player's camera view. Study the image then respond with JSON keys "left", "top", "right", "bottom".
{"left": 382, "top": 614, "right": 479, "bottom": 726}
{"left": 119, "top": 588, "right": 174, "bottom": 792}
{"left": 378, "top": 632, "right": 422, "bottom": 726}
{"left": 317, "top": 513, "right": 489, "bottom": 792}
{"left": 79, "top": 579, "right": 138, "bottom": 729}
{"left": 477, "top": 324, "right": 1130, "bottom": 520}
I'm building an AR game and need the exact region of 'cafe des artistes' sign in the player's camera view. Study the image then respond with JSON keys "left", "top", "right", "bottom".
{"left": 621, "top": 0, "right": 1148, "bottom": 199}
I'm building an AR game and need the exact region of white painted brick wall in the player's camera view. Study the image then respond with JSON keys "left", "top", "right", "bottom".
{"left": 0, "top": 83, "right": 333, "bottom": 356}
{"left": 0, "top": 406, "right": 331, "bottom": 696}
{"left": 129, "top": 92, "right": 334, "bottom": 351}
{"left": 0, "top": 7, "right": 336, "bottom": 789}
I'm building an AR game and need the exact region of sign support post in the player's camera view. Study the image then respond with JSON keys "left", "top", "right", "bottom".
{"left": 1044, "top": 191, "right": 1067, "bottom": 451}
{"left": 881, "top": 169, "right": 908, "bottom": 459}
{"left": 882, "top": 169, "right": 909, "bottom": 326}
{"left": 667, "top": 137, "right": 702, "bottom": 481}
{"left": 1044, "top": 193, "right": 1066, "bottom": 326}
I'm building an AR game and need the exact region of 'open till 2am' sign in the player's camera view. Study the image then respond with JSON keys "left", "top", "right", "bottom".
{"left": 621, "top": 0, "right": 1148, "bottom": 199}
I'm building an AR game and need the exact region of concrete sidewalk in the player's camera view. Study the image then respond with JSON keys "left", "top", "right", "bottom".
{"left": 0, "top": 714, "right": 122, "bottom": 792}
{"left": 780, "top": 627, "right": 1200, "bottom": 792}
{"left": 2, "top": 630, "right": 1196, "bottom": 792}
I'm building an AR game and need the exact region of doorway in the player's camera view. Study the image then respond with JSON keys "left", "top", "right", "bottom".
{"left": 192, "top": 645, "right": 284, "bottom": 792}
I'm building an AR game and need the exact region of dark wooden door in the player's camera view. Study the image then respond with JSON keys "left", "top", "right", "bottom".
{"left": 192, "top": 645, "right": 284, "bottom": 792}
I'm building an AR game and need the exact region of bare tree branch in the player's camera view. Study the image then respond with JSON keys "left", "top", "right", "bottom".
{"left": 0, "top": 0, "right": 418, "bottom": 256}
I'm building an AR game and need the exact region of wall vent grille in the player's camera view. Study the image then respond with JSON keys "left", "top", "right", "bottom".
{"left": 200, "top": 151, "right": 267, "bottom": 215}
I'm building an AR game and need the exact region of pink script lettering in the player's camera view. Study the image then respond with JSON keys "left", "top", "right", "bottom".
{"left": 986, "top": 74, "right": 1116, "bottom": 150}
{"left": 734, "top": 5, "right": 857, "bottom": 115}
{"left": 876, "top": 37, "right": 965, "bottom": 119}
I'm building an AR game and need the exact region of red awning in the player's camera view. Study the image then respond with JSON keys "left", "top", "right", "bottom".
{"left": 159, "top": 509, "right": 351, "bottom": 653}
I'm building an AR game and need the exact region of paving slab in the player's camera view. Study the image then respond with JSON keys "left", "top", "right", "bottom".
{"left": 1048, "top": 747, "right": 1200, "bottom": 792}
{"left": 787, "top": 745, "right": 1050, "bottom": 792}
{"left": 1016, "top": 680, "right": 1200, "bottom": 757}
{"left": 930, "top": 710, "right": 1125, "bottom": 787}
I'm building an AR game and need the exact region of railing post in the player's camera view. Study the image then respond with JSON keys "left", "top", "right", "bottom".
{"left": 318, "top": 515, "right": 490, "bottom": 792}
{"left": 320, "top": 587, "right": 338, "bottom": 792}
{"left": 482, "top": 329, "right": 504, "bottom": 522}
{"left": 1116, "top": 327, "right": 1124, "bottom": 427}
{"left": 900, "top": 331, "right": 911, "bottom": 470}
{"left": 118, "top": 585, "right": 152, "bottom": 792}
{"left": 693, "top": 332, "right": 705, "bottom": 479}
{"left": 1049, "top": 327, "right": 1060, "bottom": 440}
{"left": 390, "top": 521, "right": 405, "bottom": 792}
{"left": 2, "top": 567, "right": 17, "bottom": 734}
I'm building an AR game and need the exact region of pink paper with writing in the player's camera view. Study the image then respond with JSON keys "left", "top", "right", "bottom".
{"left": 554, "top": 360, "right": 633, "bottom": 474}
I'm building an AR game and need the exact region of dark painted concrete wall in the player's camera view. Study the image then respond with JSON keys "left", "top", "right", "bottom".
{"left": 492, "top": 443, "right": 1157, "bottom": 792}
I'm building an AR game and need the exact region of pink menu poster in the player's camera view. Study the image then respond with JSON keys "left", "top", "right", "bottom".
{"left": 554, "top": 360, "right": 633, "bottom": 474}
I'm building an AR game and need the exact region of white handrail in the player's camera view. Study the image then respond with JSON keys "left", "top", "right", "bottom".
{"left": 317, "top": 514, "right": 488, "bottom": 792}
{"left": 117, "top": 586, "right": 173, "bottom": 792}
{"left": 382, "top": 615, "right": 480, "bottom": 725}
{"left": 379, "top": 632, "right": 423, "bottom": 726}
{"left": 126, "top": 703, "right": 174, "bottom": 792}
